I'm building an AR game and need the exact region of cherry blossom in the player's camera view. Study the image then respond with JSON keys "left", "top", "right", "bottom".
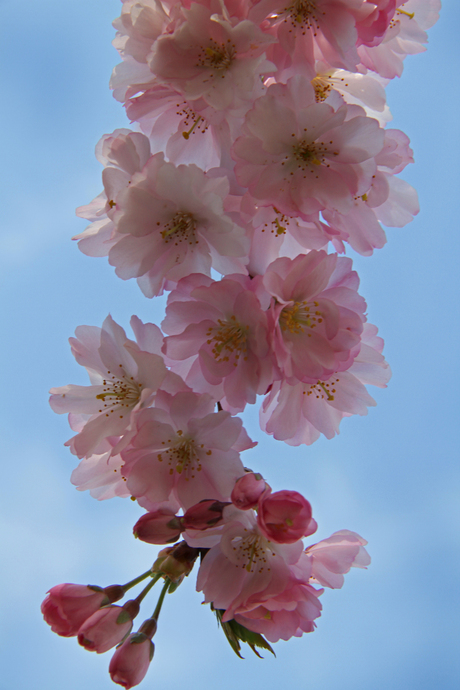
{"left": 306, "top": 529, "right": 371, "bottom": 588}
{"left": 233, "top": 75, "right": 385, "bottom": 218}
{"left": 162, "top": 273, "right": 275, "bottom": 411}
{"left": 149, "top": 3, "right": 275, "bottom": 111}
{"left": 262, "top": 250, "right": 366, "bottom": 383}
{"left": 49, "top": 316, "right": 167, "bottom": 458}
{"left": 260, "top": 322, "right": 391, "bottom": 445}
{"left": 121, "top": 390, "right": 254, "bottom": 509}
{"left": 109, "top": 153, "right": 249, "bottom": 297}
{"left": 74, "top": 129, "right": 152, "bottom": 259}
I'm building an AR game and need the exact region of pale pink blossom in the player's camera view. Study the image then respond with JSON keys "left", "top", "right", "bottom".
{"left": 121, "top": 390, "right": 253, "bottom": 509}
{"left": 233, "top": 581, "right": 323, "bottom": 642}
{"left": 306, "top": 529, "right": 370, "bottom": 588}
{"left": 109, "top": 153, "right": 249, "bottom": 297}
{"left": 74, "top": 130, "right": 151, "bottom": 259}
{"left": 125, "top": 84, "right": 230, "bottom": 170}
{"left": 263, "top": 251, "right": 366, "bottom": 383}
{"left": 109, "top": 633, "right": 154, "bottom": 689}
{"left": 358, "top": 0, "right": 441, "bottom": 79}
{"left": 162, "top": 273, "right": 275, "bottom": 412}
{"left": 260, "top": 322, "right": 391, "bottom": 445}
{"left": 49, "top": 316, "right": 167, "bottom": 459}
{"left": 233, "top": 76, "right": 385, "bottom": 218}
{"left": 323, "top": 127, "right": 418, "bottom": 254}
{"left": 249, "top": 0, "right": 383, "bottom": 72}
{"left": 149, "top": 3, "right": 275, "bottom": 111}
{"left": 70, "top": 439, "right": 130, "bottom": 500}
{"left": 196, "top": 508, "right": 308, "bottom": 621}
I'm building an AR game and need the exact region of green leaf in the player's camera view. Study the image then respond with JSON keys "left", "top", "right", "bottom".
{"left": 211, "top": 606, "right": 276, "bottom": 659}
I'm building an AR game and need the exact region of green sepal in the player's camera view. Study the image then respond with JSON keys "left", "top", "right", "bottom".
{"left": 116, "top": 609, "right": 133, "bottom": 625}
{"left": 211, "top": 606, "right": 276, "bottom": 659}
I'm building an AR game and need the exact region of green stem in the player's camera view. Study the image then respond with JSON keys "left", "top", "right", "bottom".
{"left": 152, "top": 579, "right": 171, "bottom": 622}
{"left": 134, "top": 573, "right": 163, "bottom": 605}
{"left": 122, "top": 569, "right": 155, "bottom": 593}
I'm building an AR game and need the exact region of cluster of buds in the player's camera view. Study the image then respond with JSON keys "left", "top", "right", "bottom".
{"left": 41, "top": 544, "right": 198, "bottom": 688}
{"left": 43, "top": 0, "right": 440, "bottom": 687}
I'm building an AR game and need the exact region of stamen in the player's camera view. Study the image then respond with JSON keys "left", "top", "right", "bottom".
{"left": 396, "top": 8, "right": 415, "bottom": 19}
{"left": 182, "top": 116, "right": 202, "bottom": 140}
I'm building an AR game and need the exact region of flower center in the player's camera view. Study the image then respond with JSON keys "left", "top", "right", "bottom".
{"left": 279, "top": 301, "right": 323, "bottom": 335}
{"left": 197, "top": 39, "right": 236, "bottom": 72}
{"left": 206, "top": 316, "right": 248, "bottom": 365}
{"left": 96, "top": 367, "right": 141, "bottom": 416}
{"left": 293, "top": 140, "right": 326, "bottom": 167}
{"left": 230, "top": 530, "right": 274, "bottom": 573}
{"left": 283, "top": 0, "right": 320, "bottom": 31}
{"left": 304, "top": 377, "right": 340, "bottom": 402}
{"left": 157, "top": 430, "right": 207, "bottom": 479}
{"left": 161, "top": 212, "right": 198, "bottom": 245}
{"left": 311, "top": 71, "right": 350, "bottom": 103}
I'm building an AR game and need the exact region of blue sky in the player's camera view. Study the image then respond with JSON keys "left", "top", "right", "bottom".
{"left": 1, "top": 2, "right": 459, "bottom": 689}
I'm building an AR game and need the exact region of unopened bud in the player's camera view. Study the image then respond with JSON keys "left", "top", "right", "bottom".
{"left": 182, "top": 500, "right": 229, "bottom": 530}
{"left": 152, "top": 541, "right": 199, "bottom": 582}
{"left": 231, "top": 473, "right": 267, "bottom": 510}
{"left": 133, "top": 511, "right": 183, "bottom": 544}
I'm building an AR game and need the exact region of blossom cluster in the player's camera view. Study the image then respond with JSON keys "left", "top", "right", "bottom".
{"left": 43, "top": 0, "right": 440, "bottom": 688}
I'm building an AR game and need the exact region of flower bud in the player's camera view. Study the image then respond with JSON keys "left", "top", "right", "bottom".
{"left": 78, "top": 600, "right": 140, "bottom": 654}
{"left": 182, "top": 500, "right": 229, "bottom": 530}
{"left": 41, "top": 583, "right": 123, "bottom": 637}
{"left": 152, "top": 541, "right": 199, "bottom": 583}
{"left": 133, "top": 511, "right": 182, "bottom": 544}
{"left": 109, "top": 633, "right": 154, "bottom": 689}
{"left": 257, "top": 490, "right": 317, "bottom": 544}
{"left": 231, "top": 473, "right": 267, "bottom": 510}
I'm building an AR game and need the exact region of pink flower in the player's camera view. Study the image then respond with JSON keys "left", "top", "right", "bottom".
{"left": 249, "top": 0, "right": 377, "bottom": 72}
{"left": 149, "top": 3, "right": 275, "bottom": 111}
{"left": 70, "top": 441, "right": 130, "bottom": 501}
{"left": 257, "top": 490, "right": 317, "bottom": 543}
{"left": 109, "top": 153, "right": 249, "bottom": 297}
{"left": 233, "top": 76, "right": 385, "bottom": 218}
{"left": 196, "top": 508, "right": 307, "bottom": 622}
{"left": 306, "top": 529, "right": 371, "bottom": 588}
{"left": 49, "top": 316, "right": 167, "bottom": 458}
{"left": 162, "top": 273, "right": 275, "bottom": 412}
{"left": 41, "top": 584, "right": 114, "bottom": 637}
{"left": 234, "top": 581, "right": 323, "bottom": 642}
{"left": 74, "top": 129, "right": 151, "bottom": 259}
{"left": 78, "top": 602, "right": 138, "bottom": 654}
{"left": 109, "top": 633, "right": 154, "bottom": 689}
{"left": 260, "top": 322, "right": 391, "bottom": 445}
{"left": 122, "top": 390, "right": 253, "bottom": 509}
{"left": 358, "top": 0, "right": 441, "bottom": 79}
{"left": 263, "top": 251, "right": 366, "bottom": 383}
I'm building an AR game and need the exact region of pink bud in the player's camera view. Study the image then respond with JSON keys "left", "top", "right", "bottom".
{"left": 109, "top": 633, "right": 154, "bottom": 689}
{"left": 41, "top": 583, "right": 113, "bottom": 637}
{"left": 133, "top": 511, "right": 182, "bottom": 544}
{"left": 257, "top": 490, "right": 317, "bottom": 544}
{"left": 231, "top": 473, "right": 267, "bottom": 510}
{"left": 78, "top": 601, "right": 139, "bottom": 654}
{"left": 182, "top": 500, "right": 229, "bottom": 530}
